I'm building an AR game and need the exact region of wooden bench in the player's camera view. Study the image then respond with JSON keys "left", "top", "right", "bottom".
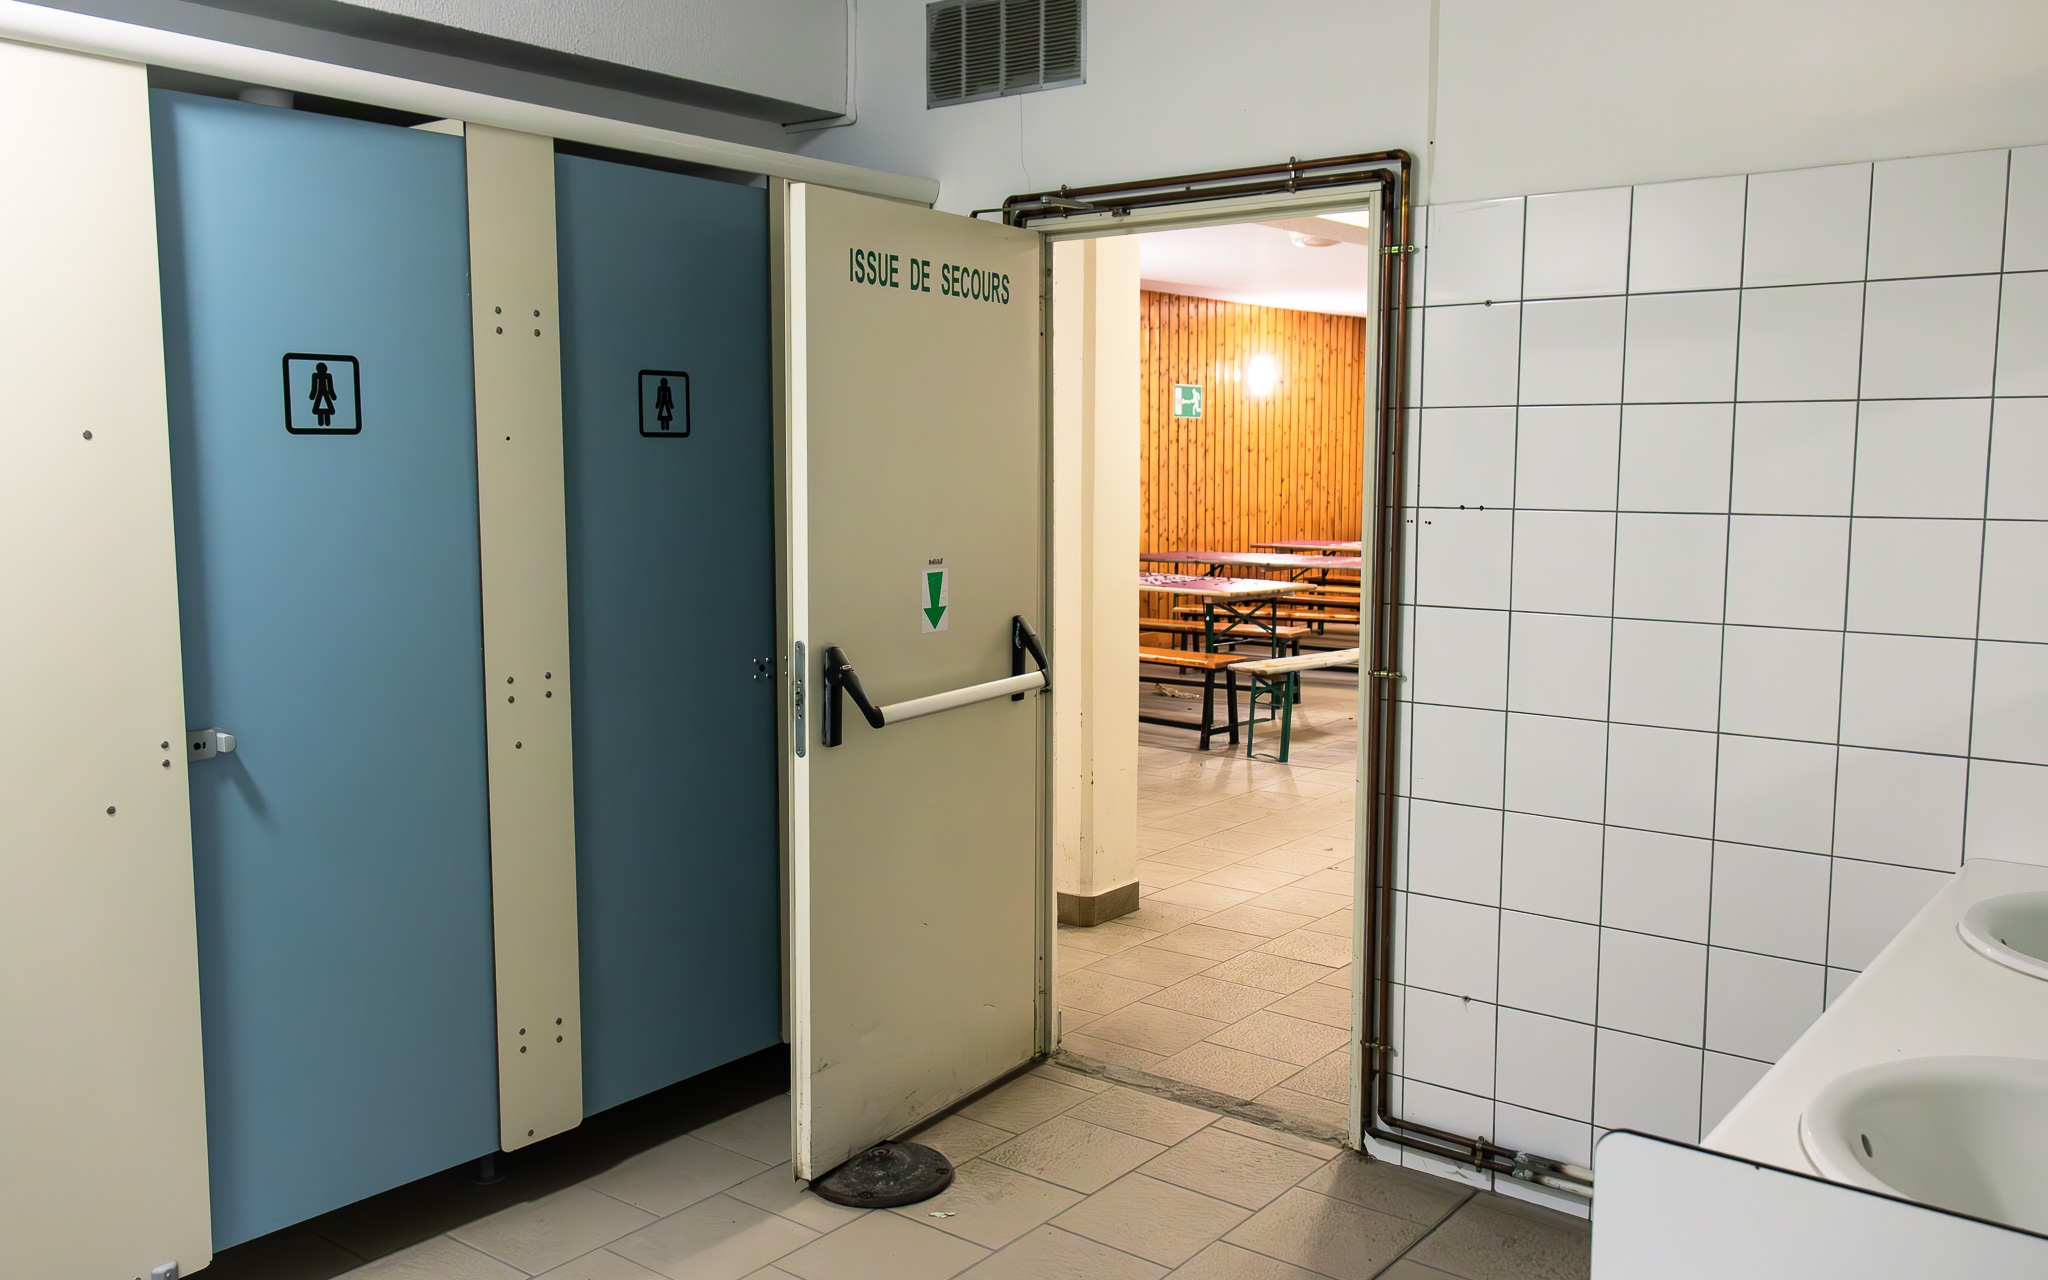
{"left": 1174, "top": 604, "right": 1360, "bottom": 629}
{"left": 1138, "top": 647, "right": 1244, "bottom": 751}
{"left": 1137, "top": 617, "right": 1312, "bottom": 655}
{"left": 1232, "top": 647, "right": 1363, "bottom": 762}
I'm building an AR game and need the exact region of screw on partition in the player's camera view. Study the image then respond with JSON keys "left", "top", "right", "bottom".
{"left": 495, "top": 306, "right": 502, "bottom": 314}
{"left": 82, "top": 431, "right": 92, "bottom": 440}
{"left": 106, "top": 806, "right": 116, "bottom": 815}
{"left": 515, "top": 741, "right": 522, "bottom": 749}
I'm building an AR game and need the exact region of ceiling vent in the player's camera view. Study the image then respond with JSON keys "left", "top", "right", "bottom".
{"left": 927, "top": 0, "right": 1085, "bottom": 108}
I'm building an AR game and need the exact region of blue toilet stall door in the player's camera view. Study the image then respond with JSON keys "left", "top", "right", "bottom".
{"left": 153, "top": 92, "right": 498, "bottom": 1246}
{"left": 555, "top": 154, "right": 780, "bottom": 1115}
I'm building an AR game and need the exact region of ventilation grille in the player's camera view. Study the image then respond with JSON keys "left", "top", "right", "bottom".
{"left": 927, "top": 0, "right": 1085, "bottom": 108}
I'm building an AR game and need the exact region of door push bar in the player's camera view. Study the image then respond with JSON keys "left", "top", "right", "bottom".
{"left": 821, "top": 616, "right": 1050, "bottom": 748}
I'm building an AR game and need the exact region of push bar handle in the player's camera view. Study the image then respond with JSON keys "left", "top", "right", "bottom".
{"left": 821, "top": 615, "right": 1049, "bottom": 748}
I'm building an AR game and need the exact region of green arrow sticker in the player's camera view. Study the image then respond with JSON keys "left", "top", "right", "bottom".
{"left": 921, "top": 558, "right": 950, "bottom": 633}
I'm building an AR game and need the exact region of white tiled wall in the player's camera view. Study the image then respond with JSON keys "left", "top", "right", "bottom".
{"left": 1387, "top": 143, "right": 2048, "bottom": 1204}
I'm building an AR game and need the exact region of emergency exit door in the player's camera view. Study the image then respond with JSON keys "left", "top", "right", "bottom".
{"left": 154, "top": 92, "right": 498, "bottom": 1246}
{"left": 782, "top": 184, "right": 1047, "bottom": 1177}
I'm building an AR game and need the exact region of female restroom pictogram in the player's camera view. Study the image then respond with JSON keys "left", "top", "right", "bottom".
{"left": 654, "top": 376, "right": 676, "bottom": 431}
{"left": 282, "top": 352, "right": 361, "bottom": 434}
{"left": 309, "top": 361, "right": 339, "bottom": 426}
{"left": 637, "top": 369, "right": 690, "bottom": 438}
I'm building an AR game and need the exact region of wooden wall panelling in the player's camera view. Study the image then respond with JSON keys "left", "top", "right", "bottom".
{"left": 1137, "top": 291, "right": 1370, "bottom": 622}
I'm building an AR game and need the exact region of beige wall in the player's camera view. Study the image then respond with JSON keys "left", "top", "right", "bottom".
{"left": 1051, "top": 237, "right": 1141, "bottom": 909}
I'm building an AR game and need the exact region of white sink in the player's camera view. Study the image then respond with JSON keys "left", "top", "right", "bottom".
{"left": 1958, "top": 890, "right": 2048, "bottom": 981}
{"left": 1799, "top": 1056, "right": 2048, "bottom": 1234}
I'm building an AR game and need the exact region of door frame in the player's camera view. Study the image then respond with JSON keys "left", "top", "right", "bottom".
{"left": 1019, "top": 176, "right": 1396, "bottom": 1152}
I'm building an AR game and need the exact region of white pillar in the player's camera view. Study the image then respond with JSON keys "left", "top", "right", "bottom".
{"left": 1051, "top": 236, "right": 1140, "bottom": 925}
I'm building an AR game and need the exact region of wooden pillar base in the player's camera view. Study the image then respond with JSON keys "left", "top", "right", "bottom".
{"left": 1057, "top": 881, "right": 1141, "bottom": 928}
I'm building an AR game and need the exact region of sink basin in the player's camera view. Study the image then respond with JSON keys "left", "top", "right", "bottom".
{"left": 1799, "top": 1056, "right": 2048, "bottom": 1234}
{"left": 1959, "top": 890, "right": 2048, "bottom": 981}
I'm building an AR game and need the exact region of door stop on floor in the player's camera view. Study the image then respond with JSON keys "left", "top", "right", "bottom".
{"left": 809, "top": 1141, "right": 954, "bottom": 1207}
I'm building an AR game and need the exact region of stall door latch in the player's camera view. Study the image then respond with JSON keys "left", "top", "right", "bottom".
{"left": 187, "top": 728, "right": 236, "bottom": 761}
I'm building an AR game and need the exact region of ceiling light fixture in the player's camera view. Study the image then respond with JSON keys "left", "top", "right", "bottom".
{"left": 1288, "top": 230, "right": 1339, "bottom": 249}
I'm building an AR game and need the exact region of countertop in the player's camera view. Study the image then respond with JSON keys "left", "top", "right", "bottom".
{"left": 1705, "top": 857, "right": 2048, "bottom": 1173}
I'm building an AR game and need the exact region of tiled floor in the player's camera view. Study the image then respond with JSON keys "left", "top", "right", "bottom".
{"left": 319, "top": 1069, "right": 1590, "bottom": 1279}
{"left": 1058, "top": 673, "right": 1364, "bottom": 1136}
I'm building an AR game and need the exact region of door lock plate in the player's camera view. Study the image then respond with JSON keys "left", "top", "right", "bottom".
{"left": 187, "top": 728, "right": 236, "bottom": 761}
{"left": 792, "top": 642, "right": 806, "bottom": 759}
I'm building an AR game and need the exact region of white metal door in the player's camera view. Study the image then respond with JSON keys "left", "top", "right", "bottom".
{"left": 780, "top": 183, "right": 1046, "bottom": 1178}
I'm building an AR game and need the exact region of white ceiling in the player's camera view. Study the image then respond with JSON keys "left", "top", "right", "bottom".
{"left": 1137, "top": 214, "right": 1378, "bottom": 316}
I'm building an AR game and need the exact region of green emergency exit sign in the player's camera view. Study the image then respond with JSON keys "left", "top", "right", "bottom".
{"left": 1172, "top": 384, "right": 1203, "bottom": 419}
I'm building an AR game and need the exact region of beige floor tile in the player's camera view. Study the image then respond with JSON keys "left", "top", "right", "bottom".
{"left": 344, "top": 1236, "right": 525, "bottom": 1280}
{"left": 984, "top": 1116, "right": 1167, "bottom": 1193}
{"left": 1166, "top": 1241, "right": 1328, "bottom": 1280}
{"left": 887, "top": 1158, "right": 1081, "bottom": 1248}
{"left": 1121, "top": 900, "right": 1214, "bottom": 932}
{"left": 1195, "top": 865, "right": 1300, "bottom": 894}
{"left": 1055, "top": 947, "right": 1099, "bottom": 975}
{"left": 1060, "top": 968, "right": 1162, "bottom": 1014}
{"left": 1209, "top": 1011, "right": 1349, "bottom": 1067}
{"left": 1183, "top": 827, "right": 1294, "bottom": 856}
{"left": 1201, "top": 951, "right": 1330, "bottom": 994}
{"left": 1201, "top": 904, "right": 1317, "bottom": 939}
{"left": 1303, "top": 909, "right": 1354, "bottom": 938}
{"left": 1139, "top": 1126, "right": 1328, "bottom": 1209}
{"left": 1030, "top": 1062, "right": 1115, "bottom": 1093}
{"left": 1290, "top": 869, "right": 1354, "bottom": 897}
{"left": 1148, "top": 924, "right": 1266, "bottom": 962}
{"left": 956, "top": 1224, "right": 1167, "bottom": 1280}
{"left": 451, "top": 1185, "right": 657, "bottom": 1274}
{"left": 1247, "top": 886, "right": 1351, "bottom": 919}
{"left": 1145, "top": 975, "right": 1282, "bottom": 1023}
{"left": 1150, "top": 1042, "right": 1299, "bottom": 1100}
{"left": 1082, "top": 1002, "right": 1227, "bottom": 1055}
{"left": 694, "top": 1095, "right": 794, "bottom": 1165}
{"left": 1316, "top": 963, "right": 1353, "bottom": 988}
{"left": 1253, "top": 1087, "right": 1348, "bottom": 1132}
{"left": 959, "top": 1074, "right": 1095, "bottom": 1132}
{"left": 1065, "top": 1085, "right": 1217, "bottom": 1145}
{"left": 1081, "top": 944, "right": 1218, "bottom": 987}
{"left": 1240, "top": 847, "right": 1348, "bottom": 875}
{"left": 1267, "top": 983, "right": 1350, "bottom": 1030}
{"left": 533, "top": 1248, "right": 670, "bottom": 1279}
{"left": 1150, "top": 810, "right": 1241, "bottom": 838}
{"left": 1137, "top": 829, "right": 1189, "bottom": 854}
{"left": 1060, "top": 1006, "right": 1103, "bottom": 1034}
{"left": 1060, "top": 921, "right": 1162, "bottom": 956}
{"left": 1222, "top": 1187, "right": 1429, "bottom": 1280}
{"left": 912, "top": 1114, "right": 1016, "bottom": 1164}
{"left": 777, "top": 1209, "right": 991, "bottom": 1280}
{"left": 1149, "top": 881, "right": 1259, "bottom": 912}
{"left": 608, "top": 1196, "right": 818, "bottom": 1280}
{"left": 726, "top": 1163, "right": 872, "bottom": 1233}
{"left": 1132, "top": 860, "right": 1201, "bottom": 890}
{"left": 1278, "top": 1051, "right": 1350, "bottom": 1104}
{"left": 1256, "top": 930, "right": 1351, "bottom": 966}
{"left": 1147, "top": 845, "right": 1247, "bottom": 873}
{"left": 1401, "top": 1194, "right": 1591, "bottom": 1280}
{"left": 1375, "top": 1262, "right": 1464, "bottom": 1280}
{"left": 1051, "top": 1173, "right": 1250, "bottom": 1268}
{"left": 588, "top": 1134, "right": 771, "bottom": 1216}
{"left": 1210, "top": 1117, "right": 1341, "bottom": 1159}
{"left": 1298, "top": 1155, "right": 1471, "bottom": 1228}
{"left": 1057, "top": 1033, "right": 1166, "bottom": 1073}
